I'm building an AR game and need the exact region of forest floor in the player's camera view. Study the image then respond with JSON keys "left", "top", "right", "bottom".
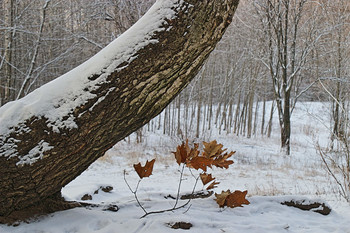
{"left": 1, "top": 102, "right": 350, "bottom": 233}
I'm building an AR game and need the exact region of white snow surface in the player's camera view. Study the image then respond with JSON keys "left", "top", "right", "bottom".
{"left": 0, "top": 0, "right": 181, "bottom": 137}
{"left": 1, "top": 102, "right": 350, "bottom": 233}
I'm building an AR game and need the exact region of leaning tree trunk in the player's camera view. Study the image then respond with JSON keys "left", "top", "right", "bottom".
{"left": 0, "top": 0, "right": 240, "bottom": 222}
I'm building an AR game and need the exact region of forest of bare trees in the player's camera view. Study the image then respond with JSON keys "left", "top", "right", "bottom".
{"left": 0, "top": 0, "right": 154, "bottom": 105}
{"left": 1, "top": 0, "right": 350, "bottom": 154}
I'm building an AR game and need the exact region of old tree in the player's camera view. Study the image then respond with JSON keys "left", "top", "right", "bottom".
{"left": 0, "top": 0, "right": 240, "bottom": 223}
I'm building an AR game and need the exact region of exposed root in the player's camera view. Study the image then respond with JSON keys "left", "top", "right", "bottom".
{"left": 0, "top": 192, "right": 119, "bottom": 226}
{"left": 0, "top": 192, "right": 81, "bottom": 225}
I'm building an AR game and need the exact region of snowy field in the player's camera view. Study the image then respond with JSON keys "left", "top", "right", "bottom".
{"left": 1, "top": 102, "right": 350, "bottom": 233}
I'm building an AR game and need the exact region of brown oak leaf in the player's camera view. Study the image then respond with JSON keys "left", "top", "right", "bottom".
{"left": 215, "top": 190, "right": 231, "bottom": 207}
{"left": 225, "top": 190, "right": 250, "bottom": 208}
{"left": 200, "top": 173, "right": 215, "bottom": 185}
{"left": 212, "top": 151, "right": 235, "bottom": 169}
{"left": 215, "top": 190, "right": 250, "bottom": 208}
{"left": 172, "top": 140, "right": 189, "bottom": 165}
{"left": 203, "top": 140, "right": 225, "bottom": 158}
{"left": 172, "top": 140, "right": 199, "bottom": 165}
{"left": 187, "top": 156, "right": 213, "bottom": 172}
{"left": 187, "top": 142, "right": 200, "bottom": 160}
{"left": 133, "top": 159, "right": 155, "bottom": 179}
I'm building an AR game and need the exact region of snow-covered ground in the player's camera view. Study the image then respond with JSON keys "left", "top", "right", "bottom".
{"left": 1, "top": 102, "right": 350, "bottom": 233}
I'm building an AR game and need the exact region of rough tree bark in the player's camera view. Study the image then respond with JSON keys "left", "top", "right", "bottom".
{"left": 0, "top": 0, "right": 240, "bottom": 223}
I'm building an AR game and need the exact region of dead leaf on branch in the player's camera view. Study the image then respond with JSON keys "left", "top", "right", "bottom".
{"left": 172, "top": 139, "right": 199, "bottom": 165}
{"left": 202, "top": 140, "right": 235, "bottom": 169}
{"left": 215, "top": 190, "right": 250, "bottom": 208}
{"left": 200, "top": 173, "right": 220, "bottom": 190}
{"left": 206, "top": 181, "right": 220, "bottom": 190}
{"left": 187, "top": 156, "right": 213, "bottom": 172}
{"left": 173, "top": 140, "right": 234, "bottom": 172}
{"left": 200, "top": 173, "right": 215, "bottom": 185}
{"left": 203, "top": 140, "right": 225, "bottom": 158}
{"left": 172, "top": 141, "right": 188, "bottom": 165}
{"left": 212, "top": 151, "right": 235, "bottom": 169}
{"left": 133, "top": 159, "right": 156, "bottom": 179}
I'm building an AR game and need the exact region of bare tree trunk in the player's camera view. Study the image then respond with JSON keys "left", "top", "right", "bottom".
{"left": 16, "top": 0, "right": 50, "bottom": 99}
{"left": 0, "top": 0, "right": 14, "bottom": 105}
{"left": 171, "top": 100, "right": 176, "bottom": 136}
{"left": 233, "top": 90, "right": 241, "bottom": 134}
{"left": 177, "top": 95, "right": 182, "bottom": 138}
{"left": 219, "top": 85, "right": 229, "bottom": 134}
{"left": 253, "top": 99, "right": 259, "bottom": 136}
{"left": 202, "top": 101, "right": 207, "bottom": 134}
{"left": 261, "top": 98, "right": 266, "bottom": 135}
{"left": 247, "top": 80, "right": 255, "bottom": 138}
{"left": 227, "top": 98, "right": 234, "bottom": 134}
{"left": 196, "top": 76, "right": 203, "bottom": 138}
{"left": 163, "top": 106, "right": 169, "bottom": 135}
{"left": 281, "top": 92, "right": 291, "bottom": 155}
{"left": 207, "top": 73, "right": 214, "bottom": 130}
{"left": 157, "top": 110, "right": 161, "bottom": 130}
{"left": 184, "top": 89, "right": 189, "bottom": 138}
{"left": 331, "top": 30, "right": 344, "bottom": 149}
{"left": 267, "top": 100, "right": 275, "bottom": 138}
{"left": 240, "top": 94, "right": 248, "bottom": 136}
{"left": 0, "top": 0, "right": 240, "bottom": 222}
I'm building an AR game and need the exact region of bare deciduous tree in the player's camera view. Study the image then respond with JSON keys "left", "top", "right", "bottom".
{"left": 254, "top": 0, "right": 319, "bottom": 154}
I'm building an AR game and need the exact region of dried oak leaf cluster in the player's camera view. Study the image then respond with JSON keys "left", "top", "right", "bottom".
{"left": 173, "top": 140, "right": 234, "bottom": 171}
{"left": 172, "top": 140, "right": 250, "bottom": 208}
{"left": 132, "top": 140, "right": 250, "bottom": 209}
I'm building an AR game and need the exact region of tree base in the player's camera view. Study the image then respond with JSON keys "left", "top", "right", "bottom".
{"left": 0, "top": 192, "right": 81, "bottom": 225}
{"left": 0, "top": 192, "right": 120, "bottom": 226}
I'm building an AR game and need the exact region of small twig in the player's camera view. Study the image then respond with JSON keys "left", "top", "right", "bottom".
{"left": 140, "top": 165, "right": 201, "bottom": 218}
{"left": 123, "top": 170, "right": 148, "bottom": 215}
{"left": 140, "top": 199, "right": 191, "bottom": 218}
{"left": 124, "top": 170, "right": 134, "bottom": 193}
{"left": 188, "top": 167, "right": 198, "bottom": 180}
{"left": 174, "top": 164, "right": 186, "bottom": 208}
{"left": 188, "top": 174, "right": 200, "bottom": 198}
{"left": 316, "top": 144, "right": 348, "bottom": 200}
{"left": 183, "top": 204, "right": 192, "bottom": 214}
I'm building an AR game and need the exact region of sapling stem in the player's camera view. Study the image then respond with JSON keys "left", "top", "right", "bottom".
{"left": 123, "top": 170, "right": 148, "bottom": 215}
{"left": 174, "top": 164, "right": 186, "bottom": 208}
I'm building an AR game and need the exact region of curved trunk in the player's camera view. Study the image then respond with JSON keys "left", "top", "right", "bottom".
{"left": 0, "top": 0, "right": 239, "bottom": 220}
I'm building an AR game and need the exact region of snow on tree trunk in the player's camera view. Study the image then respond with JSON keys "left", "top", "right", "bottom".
{"left": 0, "top": 0, "right": 240, "bottom": 221}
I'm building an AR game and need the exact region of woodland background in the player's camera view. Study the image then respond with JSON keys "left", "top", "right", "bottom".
{"left": 1, "top": 0, "right": 350, "bottom": 153}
